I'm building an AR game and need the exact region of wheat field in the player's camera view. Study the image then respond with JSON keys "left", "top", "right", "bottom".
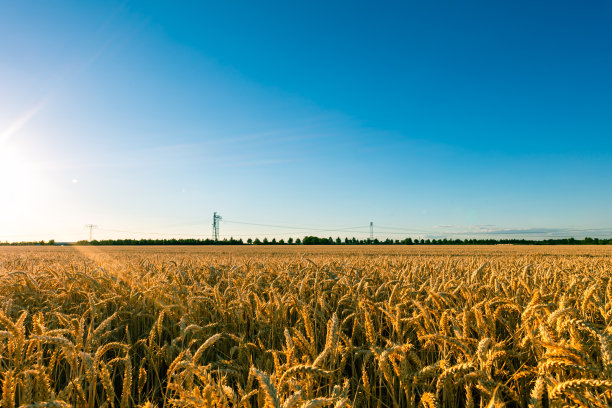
{"left": 0, "top": 245, "right": 611, "bottom": 408}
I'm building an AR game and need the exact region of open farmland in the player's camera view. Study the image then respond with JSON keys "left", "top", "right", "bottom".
{"left": 0, "top": 245, "right": 611, "bottom": 408}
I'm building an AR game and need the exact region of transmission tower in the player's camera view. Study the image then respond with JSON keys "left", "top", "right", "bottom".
{"left": 85, "top": 224, "right": 98, "bottom": 241}
{"left": 212, "top": 212, "right": 222, "bottom": 241}
{"left": 370, "top": 221, "right": 374, "bottom": 241}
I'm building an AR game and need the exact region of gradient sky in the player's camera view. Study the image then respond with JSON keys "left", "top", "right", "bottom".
{"left": 1, "top": 1, "right": 612, "bottom": 242}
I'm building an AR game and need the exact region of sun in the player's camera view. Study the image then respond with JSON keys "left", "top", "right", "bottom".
{"left": 0, "top": 141, "right": 66, "bottom": 240}
{"left": 0, "top": 144, "right": 29, "bottom": 181}
{"left": 0, "top": 143, "right": 39, "bottom": 217}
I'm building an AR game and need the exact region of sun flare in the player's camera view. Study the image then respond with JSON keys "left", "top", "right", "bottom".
{"left": 0, "top": 143, "right": 40, "bottom": 217}
{"left": 0, "top": 144, "right": 29, "bottom": 180}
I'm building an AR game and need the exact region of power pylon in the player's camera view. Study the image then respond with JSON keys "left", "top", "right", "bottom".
{"left": 85, "top": 224, "right": 98, "bottom": 241}
{"left": 370, "top": 221, "right": 374, "bottom": 241}
{"left": 212, "top": 212, "right": 222, "bottom": 241}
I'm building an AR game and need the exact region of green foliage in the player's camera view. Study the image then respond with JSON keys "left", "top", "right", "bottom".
{"left": 3, "top": 236, "right": 612, "bottom": 246}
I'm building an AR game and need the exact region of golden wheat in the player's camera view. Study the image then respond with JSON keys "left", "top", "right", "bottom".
{"left": 0, "top": 245, "right": 611, "bottom": 407}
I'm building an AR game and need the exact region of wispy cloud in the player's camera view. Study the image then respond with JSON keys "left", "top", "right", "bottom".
{"left": 41, "top": 123, "right": 322, "bottom": 170}
{"left": 223, "top": 158, "right": 298, "bottom": 167}
{"left": 34, "top": 138, "right": 302, "bottom": 172}
{"left": 377, "top": 224, "right": 612, "bottom": 239}
{"left": 472, "top": 227, "right": 612, "bottom": 236}
{"left": 143, "top": 122, "right": 330, "bottom": 155}
{"left": 427, "top": 226, "right": 612, "bottom": 239}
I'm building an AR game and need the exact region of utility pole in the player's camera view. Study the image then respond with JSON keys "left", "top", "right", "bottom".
{"left": 85, "top": 224, "right": 98, "bottom": 241}
{"left": 370, "top": 221, "right": 374, "bottom": 242}
{"left": 212, "top": 212, "right": 222, "bottom": 241}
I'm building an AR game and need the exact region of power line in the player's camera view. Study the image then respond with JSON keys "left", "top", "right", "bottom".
{"left": 95, "top": 217, "right": 612, "bottom": 239}
{"left": 223, "top": 219, "right": 368, "bottom": 233}
{"left": 7, "top": 215, "right": 612, "bottom": 243}
{"left": 96, "top": 227, "right": 370, "bottom": 238}
{"left": 95, "top": 222, "right": 612, "bottom": 240}
{"left": 65, "top": 218, "right": 612, "bottom": 242}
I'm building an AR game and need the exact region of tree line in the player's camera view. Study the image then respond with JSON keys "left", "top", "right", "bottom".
{"left": 3, "top": 237, "right": 612, "bottom": 246}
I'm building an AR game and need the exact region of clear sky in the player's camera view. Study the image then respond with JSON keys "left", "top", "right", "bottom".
{"left": 1, "top": 1, "right": 612, "bottom": 242}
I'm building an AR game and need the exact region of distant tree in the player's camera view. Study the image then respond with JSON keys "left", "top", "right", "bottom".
{"left": 288, "top": 237, "right": 294, "bottom": 244}
{"left": 263, "top": 238, "right": 269, "bottom": 244}
{"left": 271, "top": 238, "right": 277, "bottom": 244}
{"left": 254, "top": 238, "right": 262, "bottom": 245}
{"left": 303, "top": 236, "right": 315, "bottom": 245}
{"left": 247, "top": 238, "right": 253, "bottom": 244}
{"left": 278, "top": 239, "right": 285, "bottom": 244}
{"left": 295, "top": 238, "right": 301, "bottom": 244}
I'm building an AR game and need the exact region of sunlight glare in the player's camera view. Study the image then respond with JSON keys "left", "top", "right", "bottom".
{"left": 0, "top": 143, "right": 40, "bottom": 219}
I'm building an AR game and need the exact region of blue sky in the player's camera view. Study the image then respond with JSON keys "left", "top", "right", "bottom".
{"left": 1, "top": 1, "right": 612, "bottom": 241}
